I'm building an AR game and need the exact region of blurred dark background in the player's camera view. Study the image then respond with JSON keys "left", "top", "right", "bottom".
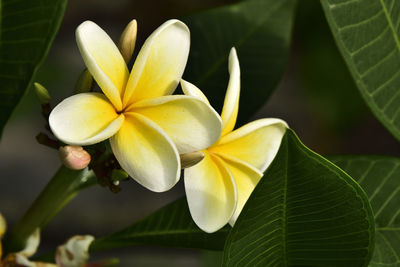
{"left": 0, "top": 0, "right": 399, "bottom": 266}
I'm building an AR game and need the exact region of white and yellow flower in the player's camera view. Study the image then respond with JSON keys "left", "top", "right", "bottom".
{"left": 49, "top": 20, "right": 222, "bottom": 192}
{"left": 181, "top": 48, "right": 288, "bottom": 233}
{"left": 0, "top": 225, "right": 56, "bottom": 267}
{"left": 56, "top": 235, "right": 94, "bottom": 267}
{"left": 0, "top": 220, "right": 94, "bottom": 267}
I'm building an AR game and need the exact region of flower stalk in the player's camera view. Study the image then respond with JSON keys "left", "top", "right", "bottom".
{"left": 4, "top": 166, "right": 96, "bottom": 254}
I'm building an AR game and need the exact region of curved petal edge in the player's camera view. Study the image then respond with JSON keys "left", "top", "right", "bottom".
{"left": 110, "top": 113, "right": 181, "bottom": 192}
{"left": 49, "top": 93, "right": 124, "bottom": 146}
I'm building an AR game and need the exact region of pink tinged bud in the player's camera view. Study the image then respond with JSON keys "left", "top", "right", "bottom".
{"left": 59, "top": 146, "right": 91, "bottom": 170}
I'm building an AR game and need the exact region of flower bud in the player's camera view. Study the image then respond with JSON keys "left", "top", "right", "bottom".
{"left": 0, "top": 213, "right": 6, "bottom": 238}
{"left": 59, "top": 146, "right": 91, "bottom": 170}
{"left": 56, "top": 235, "right": 94, "bottom": 267}
{"left": 118, "top": 19, "right": 137, "bottom": 63}
{"left": 33, "top": 82, "right": 50, "bottom": 104}
{"left": 111, "top": 169, "right": 129, "bottom": 182}
{"left": 180, "top": 151, "right": 205, "bottom": 169}
{"left": 74, "top": 69, "right": 93, "bottom": 94}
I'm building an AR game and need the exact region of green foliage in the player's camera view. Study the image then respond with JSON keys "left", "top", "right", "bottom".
{"left": 90, "top": 198, "right": 229, "bottom": 252}
{"left": 296, "top": 1, "right": 368, "bottom": 133}
{"left": 330, "top": 155, "right": 400, "bottom": 267}
{"left": 222, "top": 130, "right": 375, "bottom": 266}
{"left": 321, "top": 0, "right": 400, "bottom": 141}
{"left": 0, "top": 0, "right": 67, "bottom": 139}
{"left": 3, "top": 1, "right": 399, "bottom": 265}
{"left": 182, "top": 0, "right": 297, "bottom": 126}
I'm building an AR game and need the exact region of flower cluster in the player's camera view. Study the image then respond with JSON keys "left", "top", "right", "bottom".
{"left": 49, "top": 19, "right": 288, "bottom": 232}
{"left": 0, "top": 213, "right": 96, "bottom": 267}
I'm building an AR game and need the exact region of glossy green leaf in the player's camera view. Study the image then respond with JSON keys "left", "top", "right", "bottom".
{"left": 0, "top": 0, "right": 67, "bottom": 139}
{"left": 321, "top": 0, "right": 400, "bottom": 141}
{"left": 90, "top": 198, "right": 229, "bottom": 252}
{"left": 182, "top": 0, "right": 297, "bottom": 125}
{"left": 330, "top": 155, "right": 400, "bottom": 267}
{"left": 222, "top": 130, "right": 375, "bottom": 266}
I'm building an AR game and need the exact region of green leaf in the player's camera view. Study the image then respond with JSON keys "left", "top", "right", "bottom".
{"left": 90, "top": 198, "right": 229, "bottom": 252}
{"left": 182, "top": 0, "right": 297, "bottom": 125}
{"left": 0, "top": 0, "right": 67, "bottom": 139}
{"left": 320, "top": 0, "right": 400, "bottom": 141}
{"left": 222, "top": 130, "right": 375, "bottom": 266}
{"left": 330, "top": 155, "right": 400, "bottom": 267}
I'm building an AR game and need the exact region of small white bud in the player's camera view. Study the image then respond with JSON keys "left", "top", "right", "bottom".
{"left": 180, "top": 151, "right": 205, "bottom": 169}
{"left": 118, "top": 19, "right": 137, "bottom": 63}
{"left": 59, "top": 146, "right": 91, "bottom": 170}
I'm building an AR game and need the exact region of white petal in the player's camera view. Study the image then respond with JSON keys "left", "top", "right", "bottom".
{"left": 131, "top": 95, "right": 221, "bottom": 154}
{"left": 18, "top": 228, "right": 40, "bottom": 257}
{"left": 180, "top": 79, "right": 210, "bottom": 105}
{"left": 76, "top": 21, "right": 129, "bottom": 110}
{"left": 123, "top": 19, "right": 190, "bottom": 105}
{"left": 184, "top": 151, "right": 237, "bottom": 233}
{"left": 49, "top": 93, "right": 124, "bottom": 146}
{"left": 211, "top": 118, "right": 288, "bottom": 172}
{"left": 14, "top": 254, "right": 55, "bottom": 267}
{"left": 218, "top": 155, "right": 263, "bottom": 226}
{"left": 110, "top": 113, "right": 180, "bottom": 192}
{"left": 221, "top": 47, "right": 240, "bottom": 136}
{"left": 56, "top": 235, "right": 94, "bottom": 267}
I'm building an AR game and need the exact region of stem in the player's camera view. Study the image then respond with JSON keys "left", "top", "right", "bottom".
{"left": 4, "top": 165, "right": 96, "bottom": 254}
{"left": 36, "top": 133, "right": 60, "bottom": 150}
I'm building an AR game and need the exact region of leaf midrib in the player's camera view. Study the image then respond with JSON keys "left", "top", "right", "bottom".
{"left": 321, "top": 0, "right": 400, "bottom": 141}
{"left": 376, "top": 227, "right": 400, "bottom": 231}
{"left": 91, "top": 227, "right": 229, "bottom": 252}
{"left": 103, "top": 228, "right": 229, "bottom": 240}
{"left": 379, "top": 0, "right": 400, "bottom": 56}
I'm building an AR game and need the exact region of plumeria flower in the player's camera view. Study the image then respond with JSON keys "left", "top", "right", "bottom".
{"left": 1, "top": 229, "right": 56, "bottom": 267}
{"left": 49, "top": 20, "right": 222, "bottom": 192}
{"left": 56, "top": 235, "right": 94, "bottom": 267}
{"left": 181, "top": 48, "right": 288, "bottom": 233}
{"left": 0, "top": 223, "right": 95, "bottom": 267}
{"left": 0, "top": 226, "right": 56, "bottom": 266}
